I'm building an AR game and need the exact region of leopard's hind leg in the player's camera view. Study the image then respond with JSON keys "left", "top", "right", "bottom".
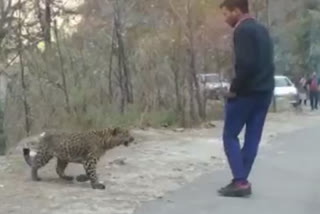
{"left": 56, "top": 159, "right": 73, "bottom": 181}
{"left": 32, "top": 151, "right": 53, "bottom": 181}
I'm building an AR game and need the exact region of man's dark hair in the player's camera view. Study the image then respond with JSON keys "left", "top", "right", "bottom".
{"left": 220, "top": 0, "right": 249, "bottom": 13}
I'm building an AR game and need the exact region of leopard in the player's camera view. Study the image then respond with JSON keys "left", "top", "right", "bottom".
{"left": 22, "top": 127, "right": 134, "bottom": 190}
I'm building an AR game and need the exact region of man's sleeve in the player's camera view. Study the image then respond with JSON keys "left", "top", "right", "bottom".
{"left": 230, "top": 26, "right": 258, "bottom": 94}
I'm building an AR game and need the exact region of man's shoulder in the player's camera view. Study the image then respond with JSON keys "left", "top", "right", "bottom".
{"left": 234, "top": 22, "right": 254, "bottom": 37}
{"left": 235, "top": 19, "right": 266, "bottom": 34}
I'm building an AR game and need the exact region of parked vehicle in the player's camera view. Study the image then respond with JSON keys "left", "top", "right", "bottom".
{"left": 197, "top": 73, "right": 230, "bottom": 100}
{"left": 274, "top": 75, "right": 298, "bottom": 98}
{"left": 272, "top": 75, "right": 300, "bottom": 111}
{"left": 197, "top": 74, "right": 298, "bottom": 103}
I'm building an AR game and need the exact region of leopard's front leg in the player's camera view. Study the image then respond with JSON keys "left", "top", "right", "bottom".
{"left": 83, "top": 157, "right": 105, "bottom": 190}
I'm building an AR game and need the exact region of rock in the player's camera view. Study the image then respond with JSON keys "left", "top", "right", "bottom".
{"left": 154, "top": 192, "right": 164, "bottom": 199}
{"left": 34, "top": 194, "right": 41, "bottom": 198}
{"left": 161, "top": 123, "right": 169, "bottom": 128}
{"left": 173, "top": 128, "right": 184, "bottom": 132}
{"left": 110, "top": 158, "right": 126, "bottom": 166}
{"left": 208, "top": 121, "right": 216, "bottom": 128}
{"left": 203, "top": 121, "right": 217, "bottom": 128}
{"left": 173, "top": 168, "right": 182, "bottom": 172}
{"left": 112, "top": 176, "right": 120, "bottom": 179}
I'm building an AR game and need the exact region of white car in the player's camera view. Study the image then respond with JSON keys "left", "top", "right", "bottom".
{"left": 197, "top": 73, "right": 230, "bottom": 90}
{"left": 197, "top": 73, "right": 230, "bottom": 100}
{"left": 274, "top": 75, "right": 298, "bottom": 97}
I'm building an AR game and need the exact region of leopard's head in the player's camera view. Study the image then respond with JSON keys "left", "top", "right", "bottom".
{"left": 108, "top": 127, "right": 134, "bottom": 147}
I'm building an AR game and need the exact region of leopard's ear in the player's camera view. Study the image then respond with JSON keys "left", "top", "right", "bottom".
{"left": 111, "top": 127, "right": 121, "bottom": 136}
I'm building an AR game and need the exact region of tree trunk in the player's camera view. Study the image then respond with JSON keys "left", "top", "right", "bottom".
{"left": 0, "top": 92, "right": 6, "bottom": 155}
{"left": 108, "top": 25, "right": 116, "bottom": 103}
{"left": 117, "top": 42, "right": 126, "bottom": 114}
{"left": 113, "top": 0, "right": 133, "bottom": 104}
{"left": 187, "top": 70, "right": 196, "bottom": 122}
{"left": 186, "top": 1, "right": 205, "bottom": 121}
{"left": 173, "top": 63, "right": 182, "bottom": 113}
{"left": 35, "top": 0, "right": 52, "bottom": 49}
{"left": 189, "top": 46, "right": 206, "bottom": 120}
{"left": 53, "top": 20, "right": 71, "bottom": 113}
{"left": 18, "top": 0, "right": 31, "bottom": 135}
{"left": 44, "top": 0, "right": 51, "bottom": 47}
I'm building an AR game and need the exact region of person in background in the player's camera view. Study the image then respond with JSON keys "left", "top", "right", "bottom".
{"left": 219, "top": 0, "right": 274, "bottom": 197}
{"left": 299, "top": 75, "right": 308, "bottom": 106}
{"left": 307, "top": 72, "right": 319, "bottom": 110}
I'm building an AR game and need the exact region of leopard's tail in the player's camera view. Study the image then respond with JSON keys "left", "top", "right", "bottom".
{"left": 21, "top": 132, "right": 46, "bottom": 167}
{"left": 23, "top": 148, "right": 33, "bottom": 167}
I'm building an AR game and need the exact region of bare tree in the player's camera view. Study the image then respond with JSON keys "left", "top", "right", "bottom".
{"left": 112, "top": 0, "right": 133, "bottom": 105}
{"left": 0, "top": 0, "right": 23, "bottom": 58}
{"left": 53, "top": 20, "right": 71, "bottom": 113}
{"left": 18, "top": 0, "right": 31, "bottom": 135}
{"left": 186, "top": 0, "right": 205, "bottom": 120}
{"left": 170, "top": 40, "right": 183, "bottom": 115}
{"left": 0, "top": 0, "right": 12, "bottom": 45}
{"left": 34, "top": 0, "right": 52, "bottom": 48}
{"left": 167, "top": 0, "right": 206, "bottom": 122}
{"left": 108, "top": 26, "right": 115, "bottom": 103}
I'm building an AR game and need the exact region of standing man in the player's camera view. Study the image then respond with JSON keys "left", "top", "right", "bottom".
{"left": 219, "top": 0, "right": 275, "bottom": 197}
{"left": 307, "top": 72, "right": 319, "bottom": 110}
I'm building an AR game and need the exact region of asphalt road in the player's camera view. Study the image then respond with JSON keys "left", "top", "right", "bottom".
{"left": 134, "top": 125, "right": 320, "bottom": 214}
